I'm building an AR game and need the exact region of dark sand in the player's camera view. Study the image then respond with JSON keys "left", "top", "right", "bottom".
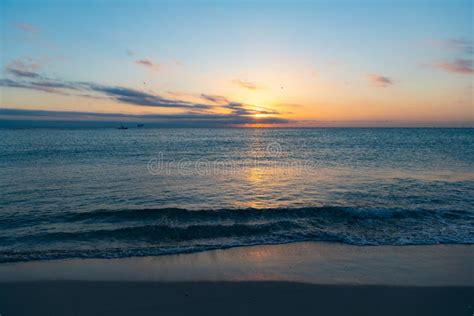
{"left": 0, "top": 281, "right": 473, "bottom": 316}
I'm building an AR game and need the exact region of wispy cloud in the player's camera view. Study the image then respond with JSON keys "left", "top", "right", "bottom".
{"left": 231, "top": 79, "right": 263, "bottom": 90}
{"left": 173, "top": 59, "right": 183, "bottom": 67}
{"left": 14, "top": 23, "right": 40, "bottom": 33}
{"left": 0, "top": 77, "right": 211, "bottom": 109}
{"left": 5, "top": 58, "right": 42, "bottom": 78}
{"left": 0, "top": 77, "right": 284, "bottom": 123}
{"left": 13, "top": 23, "right": 56, "bottom": 49}
{"left": 433, "top": 59, "right": 474, "bottom": 75}
{"left": 366, "top": 74, "right": 393, "bottom": 87}
{"left": 88, "top": 84, "right": 211, "bottom": 109}
{"left": 0, "top": 78, "right": 32, "bottom": 89}
{"left": 429, "top": 38, "right": 473, "bottom": 54}
{"left": 221, "top": 102, "right": 280, "bottom": 116}
{"left": 0, "top": 78, "right": 82, "bottom": 95}
{"left": 200, "top": 94, "right": 229, "bottom": 104}
{"left": 135, "top": 59, "right": 160, "bottom": 72}
{"left": 5, "top": 68, "right": 40, "bottom": 78}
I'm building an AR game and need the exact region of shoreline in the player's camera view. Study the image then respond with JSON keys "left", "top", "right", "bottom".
{"left": 1, "top": 242, "right": 472, "bottom": 285}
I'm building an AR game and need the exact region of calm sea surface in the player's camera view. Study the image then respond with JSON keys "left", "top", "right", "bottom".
{"left": 1, "top": 128, "right": 473, "bottom": 262}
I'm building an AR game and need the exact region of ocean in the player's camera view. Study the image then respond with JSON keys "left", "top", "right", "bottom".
{"left": 0, "top": 128, "right": 473, "bottom": 262}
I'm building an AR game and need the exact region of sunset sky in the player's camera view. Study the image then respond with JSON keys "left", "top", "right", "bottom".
{"left": 0, "top": 0, "right": 472, "bottom": 127}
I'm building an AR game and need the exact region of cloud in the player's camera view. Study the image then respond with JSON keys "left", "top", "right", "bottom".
{"left": 86, "top": 84, "right": 211, "bottom": 109}
{"left": 223, "top": 102, "right": 253, "bottom": 115}
{"left": 433, "top": 59, "right": 474, "bottom": 75}
{"left": 5, "top": 58, "right": 42, "bottom": 78}
{"left": 0, "top": 77, "right": 206, "bottom": 108}
{"left": 30, "top": 80, "right": 84, "bottom": 94}
{"left": 0, "top": 78, "right": 32, "bottom": 89}
{"left": 14, "top": 23, "right": 40, "bottom": 33}
{"left": 222, "top": 102, "right": 280, "bottom": 116}
{"left": 0, "top": 78, "right": 81, "bottom": 95}
{"left": 231, "top": 79, "right": 263, "bottom": 90}
{"left": 0, "top": 77, "right": 281, "bottom": 115}
{"left": 13, "top": 24, "right": 55, "bottom": 49}
{"left": 5, "top": 68, "right": 40, "bottom": 78}
{"left": 135, "top": 59, "right": 154, "bottom": 67}
{"left": 0, "top": 108, "right": 290, "bottom": 127}
{"left": 200, "top": 94, "right": 229, "bottom": 104}
{"left": 366, "top": 74, "right": 393, "bottom": 87}
{"left": 429, "top": 38, "right": 473, "bottom": 55}
{"left": 0, "top": 75, "right": 285, "bottom": 125}
{"left": 135, "top": 59, "right": 160, "bottom": 72}
{"left": 30, "top": 80, "right": 79, "bottom": 90}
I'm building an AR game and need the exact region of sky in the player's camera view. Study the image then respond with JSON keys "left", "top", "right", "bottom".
{"left": 0, "top": 0, "right": 473, "bottom": 127}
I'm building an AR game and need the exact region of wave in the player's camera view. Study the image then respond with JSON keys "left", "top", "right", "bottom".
{"left": 1, "top": 206, "right": 473, "bottom": 263}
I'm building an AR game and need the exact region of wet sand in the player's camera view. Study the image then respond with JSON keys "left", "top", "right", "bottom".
{"left": 0, "top": 242, "right": 472, "bottom": 285}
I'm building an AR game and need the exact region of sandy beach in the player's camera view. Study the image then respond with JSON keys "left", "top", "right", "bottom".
{"left": 0, "top": 242, "right": 472, "bottom": 315}
{"left": 1, "top": 281, "right": 472, "bottom": 316}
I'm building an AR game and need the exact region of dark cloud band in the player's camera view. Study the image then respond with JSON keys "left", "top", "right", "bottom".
{"left": 0, "top": 108, "right": 290, "bottom": 127}
{"left": 0, "top": 77, "right": 288, "bottom": 126}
